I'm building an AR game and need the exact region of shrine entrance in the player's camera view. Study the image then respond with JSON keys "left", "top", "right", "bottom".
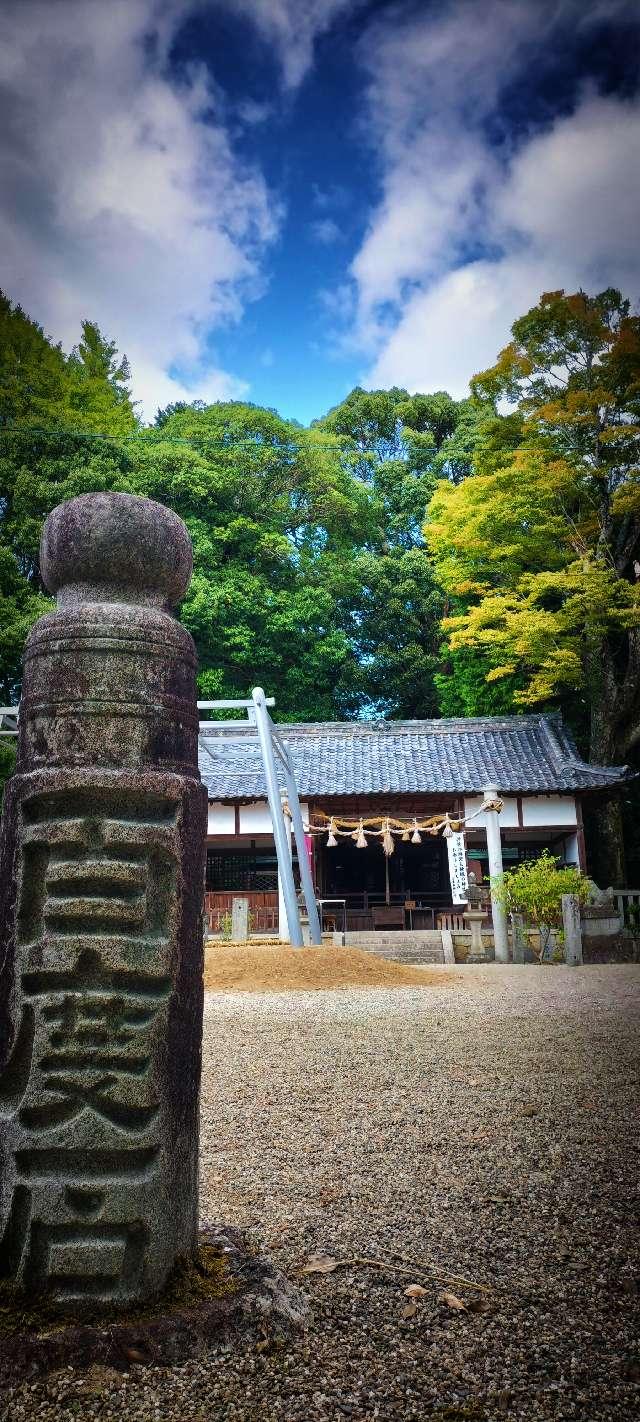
{"left": 317, "top": 833, "right": 451, "bottom": 931}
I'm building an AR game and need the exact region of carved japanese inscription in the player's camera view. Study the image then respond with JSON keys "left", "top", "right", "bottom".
{"left": 0, "top": 494, "right": 208, "bottom": 1307}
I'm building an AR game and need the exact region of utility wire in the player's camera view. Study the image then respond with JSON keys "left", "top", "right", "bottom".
{"left": 0, "top": 424, "right": 374, "bottom": 455}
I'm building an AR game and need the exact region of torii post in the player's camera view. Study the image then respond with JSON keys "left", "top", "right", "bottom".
{"left": 483, "top": 784, "right": 509, "bottom": 963}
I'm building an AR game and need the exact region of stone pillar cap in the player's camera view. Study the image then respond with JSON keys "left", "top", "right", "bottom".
{"left": 40, "top": 492, "right": 193, "bottom": 608}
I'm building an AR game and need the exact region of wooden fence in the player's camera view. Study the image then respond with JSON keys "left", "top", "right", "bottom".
{"left": 612, "top": 890, "right": 640, "bottom": 930}
{"left": 205, "top": 891, "right": 278, "bottom": 935}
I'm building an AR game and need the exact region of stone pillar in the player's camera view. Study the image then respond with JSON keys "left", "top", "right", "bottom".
{"left": 441, "top": 928, "right": 456, "bottom": 965}
{"left": 483, "top": 784, "right": 509, "bottom": 964}
{"left": 510, "top": 912, "right": 526, "bottom": 965}
{"left": 231, "top": 896, "right": 249, "bottom": 942}
{"left": 562, "top": 894, "right": 583, "bottom": 966}
{"left": 0, "top": 493, "right": 207, "bottom": 1308}
{"left": 463, "top": 909, "right": 488, "bottom": 960}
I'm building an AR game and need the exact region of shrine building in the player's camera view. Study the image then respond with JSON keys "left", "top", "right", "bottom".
{"left": 198, "top": 713, "right": 629, "bottom": 936}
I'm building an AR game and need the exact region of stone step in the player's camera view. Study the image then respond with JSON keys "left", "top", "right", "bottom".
{"left": 344, "top": 931, "right": 443, "bottom": 948}
{"left": 342, "top": 930, "right": 445, "bottom": 966}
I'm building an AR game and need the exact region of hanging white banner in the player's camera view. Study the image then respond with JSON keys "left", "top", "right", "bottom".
{"left": 447, "top": 831, "right": 469, "bottom": 905}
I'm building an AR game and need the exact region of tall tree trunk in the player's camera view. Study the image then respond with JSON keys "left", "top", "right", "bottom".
{"left": 583, "top": 797, "right": 626, "bottom": 887}
{"left": 587, "top": 648, "right": 628, "bottom": 887}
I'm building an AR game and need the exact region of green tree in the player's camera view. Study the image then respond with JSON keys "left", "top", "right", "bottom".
{"left": 118, "top": 402, "right": 376, "bottom": 719}
{"left": 427, "top": 289, "right": 640, "bottom": 881}
{"left": 66, "top": 321, "right": 139, "bottom": 435}
{"left": 316, "top": 387, "right": 487, "bottom": 715}
{"left": 0, "top": 292, "right": 69, "bottom": 429}
{"left": 0, "top": 295, "right": 140, "bottom": 701}
{"left": 0, "top": 293, "right": 138, "bottom": 436}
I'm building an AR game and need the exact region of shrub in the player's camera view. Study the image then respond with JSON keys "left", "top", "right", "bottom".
{"left": 493, "top": 850, "right": 590, "bottom": 959}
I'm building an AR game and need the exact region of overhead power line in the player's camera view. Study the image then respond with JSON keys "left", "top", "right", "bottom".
{"left": 0, "top": 424, "right": 369, "bottom": 455}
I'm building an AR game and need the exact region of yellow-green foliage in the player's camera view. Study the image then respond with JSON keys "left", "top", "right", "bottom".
{"left": 426, "top": 289, "right": 640, "bottom": 712}
{"left": 493, "top": 850, "right": 590, "bottom": 929}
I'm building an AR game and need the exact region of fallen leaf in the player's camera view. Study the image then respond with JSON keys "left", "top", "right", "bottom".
{"left": 439, "top": 1291, "right": 468, "bottom": 1312}
{"left": 467, "top": 1296, "right": 495, "bottom": 1314}
{"left": 302, "top": 1253, "right": 338, "bottom": 1274}
{"left": 121, "top": 1346, "right": 148, "bottom": 1365}
{"left": 404, "top": 1283, "right": 428, "bottom": 1298}
{"left": 402, "top": 1301, "right": 418, "bottom": 1319}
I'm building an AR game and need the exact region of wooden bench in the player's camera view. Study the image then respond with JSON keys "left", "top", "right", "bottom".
{"left": 371, "top": 905, "right": 405, "bottom": 931}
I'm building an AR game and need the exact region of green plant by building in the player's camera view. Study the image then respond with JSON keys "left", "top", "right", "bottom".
{"left": 493, "top": 850, "right": 590, "bottom": 959}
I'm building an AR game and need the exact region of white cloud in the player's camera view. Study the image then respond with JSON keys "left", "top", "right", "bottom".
{"left": 365, "top": 91, "right": 640, "bottom": 395}
{"left": 338, "top": 0, "right": 640, "bottom": 396}
{"left": 496, "top": 92, "right": 640, "bottom": 288}
{"left": 0, "top": 0, "right": 280, "bottom": 420}
{"left": 351, "top": 128, "right": 499, "bottom": 317}
{"left": 369, "top": 257, "right": 553, "bottom": 396}
{"left": 225, "top": 0, "right": 354, "bottom": 90}
{"left": 310, "top": 218, "right": 343, "bottom": 245}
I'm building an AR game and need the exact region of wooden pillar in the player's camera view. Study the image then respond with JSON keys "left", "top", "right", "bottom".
{"left": 575, "top": 798, "right": 588, "bottom": 873}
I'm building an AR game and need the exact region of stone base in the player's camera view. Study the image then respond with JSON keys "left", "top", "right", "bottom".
{"left": 0, "top": 1226, "right": 308, "bottom": 1388}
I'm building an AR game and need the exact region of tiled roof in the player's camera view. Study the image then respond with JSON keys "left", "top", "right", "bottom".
{"left": 197, "top": 713, "right": 630, "bottom": 801}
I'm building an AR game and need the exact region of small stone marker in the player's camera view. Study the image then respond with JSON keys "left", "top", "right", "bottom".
{"left": 511, "top": 912, "right": 526, "bottom": 965}
{"left": 0, "top": 493, "right": 208, "bottom": 1308}
{"left": 231, "top": 896, "right": 250, "bottom": 942}
{"left": 441, "top": 928, "right": 455, "bottom": 964}
{"left": 562, "top": 893, "right": 583, "bottom": 966}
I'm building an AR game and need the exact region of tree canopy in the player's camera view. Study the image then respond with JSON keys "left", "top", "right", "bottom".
{"left": 426, "top": 288, "right": 640, "bottom": 879}
{"left": 2, "top": 282, "right": 639, "bottom": 879}
{"left": 0, "top": 303, "right": 480, "bottom": 721}
{"left": 314, "top": 385, "right": 486, "bottom": 714}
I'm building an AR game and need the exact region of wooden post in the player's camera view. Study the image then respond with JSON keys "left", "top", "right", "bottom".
{"left": 562, "top": 893, "right": 583, "bottom": 965}
{"left": 575, "top": 798, "right": 588, "bottom": 873}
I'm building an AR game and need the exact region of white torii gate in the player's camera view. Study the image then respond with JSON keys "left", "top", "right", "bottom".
{"left": 1, "top": 687, "right": 322, "bottom": 949}
{"left": 198, "top": 688, "right": 322, "bottom": 947}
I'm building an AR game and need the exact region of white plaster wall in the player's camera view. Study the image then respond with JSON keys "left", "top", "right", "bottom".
{"left": 239, "top": 801, "right": 272, "bottom": 834}
{"left": 464, "top": 796, "right": 519, "bottom": 829}
{"left": 521, "top": 795, "right": 577, "bottom": 827}
{"left": 238, "top": 800, "right": 309, "bottom": 835}
{"left": 207, "top": 802, "right": 235, "bottom": 834}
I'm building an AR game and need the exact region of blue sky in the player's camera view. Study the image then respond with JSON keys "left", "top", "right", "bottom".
{"left": 1, "top": 1, "right": 639, "bottom": 424}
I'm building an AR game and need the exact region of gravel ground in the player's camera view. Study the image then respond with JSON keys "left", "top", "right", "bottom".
{"left": 5, "top": 964, "right": 639, "bottom": 1422}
